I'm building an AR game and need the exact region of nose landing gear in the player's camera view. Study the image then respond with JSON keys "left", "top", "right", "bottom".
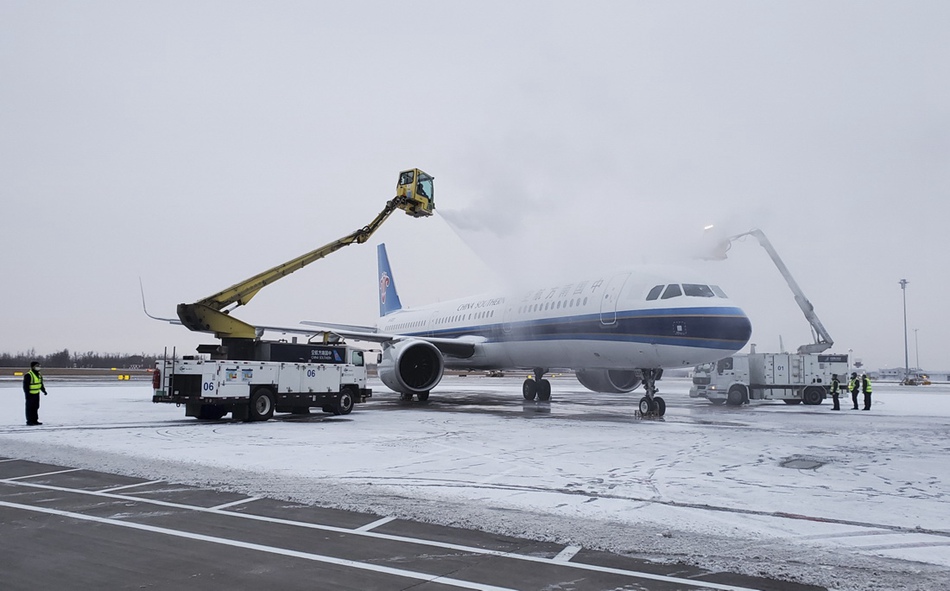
{"left": 636, "top": 368, "right": 666, "bottom": 418}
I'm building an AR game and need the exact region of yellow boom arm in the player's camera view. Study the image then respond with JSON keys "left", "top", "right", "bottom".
{"left": 177, "top": 169, "right": 434, "bottom": 338}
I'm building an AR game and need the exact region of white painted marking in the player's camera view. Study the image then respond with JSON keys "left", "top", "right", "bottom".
{"left": 554, "top": 545, "right": 582, "bottom": 562}
{"left": 356, "top": 515, "right": 397, "bottom": 532}
{"left": 98, "top": 480, "right": 163, "bottom": 493}
{"left": 0, "top": 477, "right": 764, "bottom": 591}
{"left": 0, "top": 500, "right": 515, "bottom": 591}
{"left": 210, "top": 497, "right": 260, "bottom": 511}
{"left": 0, "top": 459, "right": 19, "bottom": 463}
{"left": 4, "top": 468, "right": 81, "bottom": 481}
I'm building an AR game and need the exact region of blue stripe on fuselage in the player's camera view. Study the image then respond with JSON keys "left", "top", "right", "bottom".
{"left": 390, "top": 306, "right": 751, "bottom": 351}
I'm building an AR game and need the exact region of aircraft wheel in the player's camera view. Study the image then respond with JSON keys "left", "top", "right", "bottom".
{"left": 654, "top": 396, "right": 666, "bottom": 417}
{"left": 537, "top": 379, "right": 551, "bottom": 401}
{"left": 400, "top": 392, "right": 414, "bottom": 401}
{"left": 417, "top": 391, "right": 430, "bottom": 402}
{"left": 638, "top": 396, "right": 656, "bottom": 414}
{"left": 523, "top": 379, "right": 537, "bottom": 401}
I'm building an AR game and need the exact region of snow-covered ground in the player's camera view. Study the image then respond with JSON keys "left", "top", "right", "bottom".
{"left": 2, "top": 376, "right": 948, "bottom": 591}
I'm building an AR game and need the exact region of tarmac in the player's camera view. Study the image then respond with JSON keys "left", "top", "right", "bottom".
{"left": 1, "top": 457, "right": 823, "bottom": 591}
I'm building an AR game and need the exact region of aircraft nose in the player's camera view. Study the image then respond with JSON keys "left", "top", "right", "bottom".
{"left": 733, "top": 308, "right": 753, "bottom": 349}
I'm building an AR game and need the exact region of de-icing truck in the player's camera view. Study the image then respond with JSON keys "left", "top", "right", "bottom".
{"left": 689, "top": 228, "right": 850, "bottom": 406}
{"left": 152, "top": 341, "right": 371, "bottom": 421}
{"left": 146, "top": 168, "right": 436, "bottom": 421}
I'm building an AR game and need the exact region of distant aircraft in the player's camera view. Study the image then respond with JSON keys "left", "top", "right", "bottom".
{"left": 303, "top": 244, "right": 752, "bottom": 416}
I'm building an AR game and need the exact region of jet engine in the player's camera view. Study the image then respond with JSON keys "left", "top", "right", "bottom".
{"left": 575, "top": 369, "right": 642, "bottom": 393}
{"left": 378, "top": 339, "right": 445, "bottom": 394}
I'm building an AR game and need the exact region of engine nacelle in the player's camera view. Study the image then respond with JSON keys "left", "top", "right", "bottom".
{"left": 575, "top": 369, "right": 642, "bottom": 393}
{"left": 378, "top": 339, "right": 445, "bottom": 394}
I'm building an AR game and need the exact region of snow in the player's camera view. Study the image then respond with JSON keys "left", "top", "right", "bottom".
{"left": 2, "top": 376, "right": 949, "bottom": 590}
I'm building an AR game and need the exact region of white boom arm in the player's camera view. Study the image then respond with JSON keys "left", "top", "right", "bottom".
{"left": 726, "top": 229, "right": 834, "bottom": 354}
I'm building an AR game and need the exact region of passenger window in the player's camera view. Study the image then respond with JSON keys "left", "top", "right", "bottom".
{"left": 683, "top": 284, "right": 715, "bottom": 297}
{"left": 661, "top": 284, "right": 682, "bottom": 299}
{"left": 710, "top": 285, "right": 728, "bottom": 298}
{"left": 646, "top": 285, "right": 664, "bottom": 300}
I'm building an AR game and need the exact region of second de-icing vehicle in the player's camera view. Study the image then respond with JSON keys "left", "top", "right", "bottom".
{"left": 689, "top": 228, "right": 849, "bottom": 406}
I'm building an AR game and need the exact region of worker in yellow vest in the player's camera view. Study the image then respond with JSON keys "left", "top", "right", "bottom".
{"left": 22, "top": 361, "right": 48, "bottom": 426}
{"left": 861, "top": 373, "right": 873, "bottom": 410}
{"left": 829, "top": 374, "right": 841, "bottom": 410}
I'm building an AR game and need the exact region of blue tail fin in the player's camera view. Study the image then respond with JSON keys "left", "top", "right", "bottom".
{"left": 377, "top": 243, "right": 403, "bottom": 317}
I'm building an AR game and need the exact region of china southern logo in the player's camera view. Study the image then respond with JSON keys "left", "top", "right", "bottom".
{"left": 379, "top": 272, "right": 391, "bottom": 304}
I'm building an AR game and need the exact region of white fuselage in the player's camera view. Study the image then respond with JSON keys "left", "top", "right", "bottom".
{"left": 378, "top": 269, "right": 751, "bottom": 372}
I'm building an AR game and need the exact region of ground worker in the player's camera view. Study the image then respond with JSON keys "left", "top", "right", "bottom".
{"left": 23, "top": 361, "right": 48, "bottom": 426}
{"left": 861, "top": 373, "right": 873, "bottom": 410}
{"left": 849, "top": 372, "right": 860, "bottom": 410}
{"left": 829, "top": 373, "right": 841, "bottom": 410}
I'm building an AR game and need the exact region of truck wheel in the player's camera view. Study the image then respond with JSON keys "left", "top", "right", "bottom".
{"left": 248, "top": 387, "right": 276, "bottom": 421}
{"left": 727, "top": 385, "right": 747, "bottom": 406}
{"left": 333, "top": 387, "right": 355, "bottom": 416}
{"left": 784, "top": 399, "right": 802, "bottom": 405}
{"left": 709, "top": 399, "right": 725, "bottom": 406}
{"left": 802, "top": 386, "right": 824, "bottom": 405}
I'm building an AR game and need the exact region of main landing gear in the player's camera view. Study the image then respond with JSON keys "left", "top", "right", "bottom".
{"left": 637, "top": 368, "right": 666, "bottom": 418}
{"left": 523, "top": 368, "right": 552, "bottom": 401}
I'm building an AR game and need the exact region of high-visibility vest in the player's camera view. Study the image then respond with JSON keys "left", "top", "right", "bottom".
{"left": 862, "top": 377, "right": 872, "bottom": 393}
{"left": 27, "top": 371, "right": 43, "bottom": 395}
{"left": 830, "top": 379, "right": 840, "bottom": 394}
{"left": 848, "top": 378, "right": 856, "bottom": 391}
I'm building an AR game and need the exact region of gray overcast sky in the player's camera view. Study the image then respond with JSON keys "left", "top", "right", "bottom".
{"left": 2, "top": 1, "right": 947, "bottom": 371}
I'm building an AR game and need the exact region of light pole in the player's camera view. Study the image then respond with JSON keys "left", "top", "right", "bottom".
{"left": 900, "top": 279, "right": 909, "bottom": 384}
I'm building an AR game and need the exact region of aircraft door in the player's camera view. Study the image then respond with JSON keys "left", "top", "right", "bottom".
{"left": 599, "top": 273, "right": 630, "bottom": 326}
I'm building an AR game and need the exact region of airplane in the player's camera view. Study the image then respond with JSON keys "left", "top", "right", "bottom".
{"left": 302, "top": 243, "right": 752, "bottom": 416}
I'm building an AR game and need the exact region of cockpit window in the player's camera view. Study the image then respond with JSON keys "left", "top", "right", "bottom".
{"left": 646, "top": 285, "right": 664, "bottom": 301}
{"left": 683, "top": 284, "right": 715, "bottom": 297}
{"left": 660, "top": 284, "right": 682, "bottom": 299}
{"left": 710, "top": 285, "right": 728, "bottom": 298}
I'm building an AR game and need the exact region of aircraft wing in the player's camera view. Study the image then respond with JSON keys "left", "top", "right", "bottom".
{"left": 300, "top": 320, "right": 478, "bottom": 358}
